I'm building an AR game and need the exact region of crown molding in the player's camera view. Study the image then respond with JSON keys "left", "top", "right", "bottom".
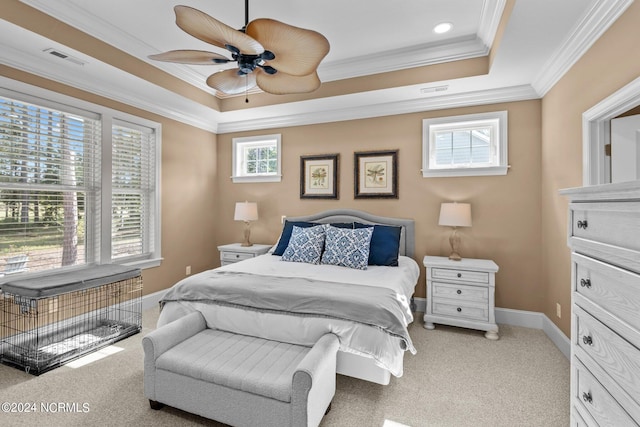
{"left": 0, "top": 37, "right": 220, "bottom": 133}
{"left": 477, "top": 0, "right": 507, "bottom": 48}
{"left": 319, "top": 36, "right": 487, "bottom": 82}
{"left": 532, "top": 0, "right": 634, "bottom": 96}
{"left": 216, "top": 84, "right": 538, "bottom": 134}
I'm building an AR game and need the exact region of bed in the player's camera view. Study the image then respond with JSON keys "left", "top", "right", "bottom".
{"left": 157, "top": 209, "right": 420, "bottom": 385}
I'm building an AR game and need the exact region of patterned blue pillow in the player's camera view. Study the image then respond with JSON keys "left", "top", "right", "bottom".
{"left": 321, "top": 225, "right": 373, "bottom": 270}
{"left": 281, "top": 225, "right": 326, "bottom": 264}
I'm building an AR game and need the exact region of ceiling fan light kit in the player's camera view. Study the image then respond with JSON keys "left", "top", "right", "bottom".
{"left": 149, "top": 3, "right": 330, "bottom": 96}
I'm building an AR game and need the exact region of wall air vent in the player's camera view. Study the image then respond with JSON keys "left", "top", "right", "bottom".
{"left": 420, "top": 85, "right": 449, "bottom": 94}
{"left": 43, "top": 48, "right": 85, "bottom": 66}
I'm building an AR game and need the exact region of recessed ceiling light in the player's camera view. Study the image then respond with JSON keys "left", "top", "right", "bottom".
{"left": 433, "top": 22, "right": 453, "bottom": 34}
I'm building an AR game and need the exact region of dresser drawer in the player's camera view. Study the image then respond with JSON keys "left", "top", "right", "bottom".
{"left": 570, "top": 202, "right": 640, "bottom": 252}
{"left": 431, "top": 299, "right": 488, "bottom": 322}
{"left": 431, "top": 267, "right": 489, "bottom": 284}
{"left": 221, "top": 251, "right": 254, "bottom": 263}
{"left": 575, "top": 306, "right": 640, "bottom": 408}
{"left": 573, "top": 359, "right": 637, "bottom": 427}
{"left": 432, "top": 281, "right": 488, "bottom": 303}
{"left": 573, "top": 253, "right": 640, "bottom": 333}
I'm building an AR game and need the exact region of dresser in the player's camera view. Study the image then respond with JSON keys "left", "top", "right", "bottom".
{"left": 561, "top": 181, "right": 640, "bottom": 426}
{"left": 423, "top": 256, "right": 499, "bottom": 340}
{"left": 217, "top": 243, "right": 272, "bottom": 266}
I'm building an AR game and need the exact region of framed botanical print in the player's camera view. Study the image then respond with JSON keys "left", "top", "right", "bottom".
{"left": 354, "top": 150, "right": 398, "bottom": 199}
{"left": 300, "top": 154, "right": 339, "bottom": 199}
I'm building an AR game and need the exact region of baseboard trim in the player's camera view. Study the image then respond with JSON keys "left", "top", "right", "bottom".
{"left": 412, "top": 297, "right": 570, "bottom": 359}
{"left": 142, "top": 289, "right": 167, "bottom": 311}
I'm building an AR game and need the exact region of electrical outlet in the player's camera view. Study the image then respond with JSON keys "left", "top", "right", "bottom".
{"left": 186, "top": 265, "right": 191, "bottom": 276}
{"left": 556, "top": 303, "right": 561, "bottom": 318}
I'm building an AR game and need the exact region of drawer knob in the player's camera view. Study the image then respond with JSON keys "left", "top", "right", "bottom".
{"left": 577, "top": 220, "right": 588, "bottom": 229}
{"left": 582, "top": 335, "right": 593, "bottom": 346}
{"left": 457, "top": 290, "right": 462, "bottom": 295}
{"left": 236, "top": 254, "right": 240, "bottom": 258}
{"left": 456, "top": 307, "right": 462, "bottom": 312}
{"left": 580, "top": 278, "right": 591, "bottom": 289}
{"left": 457, "top": 273, "right": 462, "bottom": 278}
{"left": 582, "top": 392, "right": 592, "bottom": 404}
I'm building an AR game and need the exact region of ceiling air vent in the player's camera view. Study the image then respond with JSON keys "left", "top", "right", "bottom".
{"left": 43, "top": 48, "right": 85, "bottom": 66}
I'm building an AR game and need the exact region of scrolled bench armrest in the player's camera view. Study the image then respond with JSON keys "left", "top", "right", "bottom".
{"left": 294, "top": 333, "right": 339, "bottom": 382}
{"left": 142, "top": 311, "right": 206, "bottom": 360}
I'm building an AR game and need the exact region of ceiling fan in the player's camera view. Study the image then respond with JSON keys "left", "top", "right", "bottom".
{"left": 149, "top": 1, "right": 330, "bottom": 97}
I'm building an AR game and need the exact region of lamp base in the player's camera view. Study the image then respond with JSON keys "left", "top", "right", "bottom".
{"left": 448, "top": 252, "right": 462, "bottom": 261}
{"left": 241, "top": 223, "right": 253, "bottom": 247}
{"left": 448, "top": 228, "right": 463, "bottom": 261}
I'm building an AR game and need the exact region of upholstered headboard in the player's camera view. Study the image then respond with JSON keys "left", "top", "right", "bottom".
{"left": 285, "top": 209, "right": 415, "bottom": 258}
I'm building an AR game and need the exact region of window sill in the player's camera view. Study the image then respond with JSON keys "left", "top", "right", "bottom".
{"left": 422, "top": 165, "right": 509, "bottom": 178}
{"left": 231, "top": 175, "right": 282, "bottom": 183}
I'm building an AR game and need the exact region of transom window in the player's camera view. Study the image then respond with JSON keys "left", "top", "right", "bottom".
{"left": 0, "top": 86, "right": 161, "bottom": 279}
{"left": 232, "top": 134, "right": 282, "bottom": 183}
{"left": 422, "top": 111, "right": 508, "bottom": 177}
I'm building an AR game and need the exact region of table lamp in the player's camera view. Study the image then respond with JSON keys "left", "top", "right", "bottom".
{"left": 234, "top": 201, "right": 258, "bottom": 247}
{"left": 438, "top": 202, "right": 472, "bottom": 261}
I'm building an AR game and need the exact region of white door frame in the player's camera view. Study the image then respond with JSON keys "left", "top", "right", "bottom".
{"left": 583, "top": 76, "right": 640, "bottom": 185}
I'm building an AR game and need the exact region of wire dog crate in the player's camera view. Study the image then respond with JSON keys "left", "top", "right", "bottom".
{"left": 0, "top": 265, "right": 142, "bottom": 375}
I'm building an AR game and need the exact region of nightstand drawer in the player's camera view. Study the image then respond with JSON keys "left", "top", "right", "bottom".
{"left": 221, "top": 251, "right": 254, "bottom": 262}
{"left": 432, "top": 282, "right": 488, "bottom": 303}
{"left": 431, "top": 299, "right": 488, "bottom": 322}
{"left": 431, "top": 267, "right": 489, "bottom": 284}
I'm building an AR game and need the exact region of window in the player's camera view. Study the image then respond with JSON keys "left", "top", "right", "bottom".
{"left": 232, "top": 134, "right": 281, "bottom": 183}
{"left": 422, "top": 111, "right": 508, "bottom": 177}
{"left": 0, "top": 88, "right": 161, "bottom": 278}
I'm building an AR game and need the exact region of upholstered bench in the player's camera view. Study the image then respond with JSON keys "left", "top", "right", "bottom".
{"left": 142, "top": 311, "right": 339, "bottom": 427}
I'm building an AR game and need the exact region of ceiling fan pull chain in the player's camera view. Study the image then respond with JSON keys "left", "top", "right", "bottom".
{"left": 245, "top": 74, "right": 249, "bottom": 103}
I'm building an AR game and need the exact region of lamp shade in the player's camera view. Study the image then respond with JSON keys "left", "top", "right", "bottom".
{"left": 234, "top": 201, "right": 258, "bottom": 222}
{"left": 438, "top": 202, "right": 472, "bottom": 227}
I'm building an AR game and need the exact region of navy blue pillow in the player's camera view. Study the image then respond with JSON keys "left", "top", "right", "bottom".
{"left": 273, "top": 221, "right": 353, "bottom": 256}
{"left": 354, "top": 223, "right": 402, "bottom": 266}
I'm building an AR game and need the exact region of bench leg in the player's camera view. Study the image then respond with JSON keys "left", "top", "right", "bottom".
{"left": 149, "top": 400, "right": 164, "bottom": 410}
{"left": 325, "top": 402, "right": 332, "bottom": 415}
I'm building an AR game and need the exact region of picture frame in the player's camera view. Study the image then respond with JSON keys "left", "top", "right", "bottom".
{"left": 354, "top": 150, "right": 398, "bottom": 199}
{"left": 300, "top": 154, "right": 339, "bottom": 199}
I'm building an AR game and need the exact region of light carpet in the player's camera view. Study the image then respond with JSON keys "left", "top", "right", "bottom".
{"left": 0, "top": 308, "right": 569, "bottom": 426}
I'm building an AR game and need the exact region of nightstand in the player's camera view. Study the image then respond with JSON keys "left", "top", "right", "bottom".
{"left": 217, "top": 243, "right": 272, "bottom": 266}
{"left": 423, "top": 256, "right": 499, "bottom": 340}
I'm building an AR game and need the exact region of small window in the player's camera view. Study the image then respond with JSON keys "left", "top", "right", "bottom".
{"left": 232, "top": 134, "right": 282, "bottom": 183}
{"left": 422, "top": 111, "right": 508, "bottom": 177}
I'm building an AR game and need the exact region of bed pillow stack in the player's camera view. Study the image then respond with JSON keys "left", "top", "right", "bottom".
{"left": 275, "top": 219, "right": 402, "bottom": 269}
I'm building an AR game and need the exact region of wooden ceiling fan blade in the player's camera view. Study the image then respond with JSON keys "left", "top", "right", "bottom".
{"left": 174, "top": 5, "right": 264, "bottom": 55}
{"left": 256, "top": 70, "right": 321, "bottom": 95}
{"left": 206, "top": 69, "right": 257, "bottom": 95}
{"left": 246, "top": 19, "right": 330, "bottom": 76}
{"left": 148, "top": 50, "right": 231, "bottom": 64}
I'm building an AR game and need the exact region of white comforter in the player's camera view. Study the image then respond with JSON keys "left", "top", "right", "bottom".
{"left": 158, "top": 253, "right": 420, "bottom": 377}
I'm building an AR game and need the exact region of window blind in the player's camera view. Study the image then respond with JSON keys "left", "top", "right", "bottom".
{"left": 0, "top": 95, "right": 101, "bottom": 274}
{"left": 111, "top": 120, "right": 156, "bottom": 261}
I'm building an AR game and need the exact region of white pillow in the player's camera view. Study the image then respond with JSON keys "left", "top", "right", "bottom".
{"left": 321, "top": 225, "right": 373, "bottom": 270}
{"left": 281, "top": 225, "right": 326, "bottom": 264}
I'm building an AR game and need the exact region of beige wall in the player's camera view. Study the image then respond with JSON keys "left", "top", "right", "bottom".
{"left": 0, "top": 65, "right": 219, "bottom": 296}
{"left": 216, "top": 100, "right": 543, "bottom": 310}
{"left": 541, "top": 1, "right": 640, "bottom": 335}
